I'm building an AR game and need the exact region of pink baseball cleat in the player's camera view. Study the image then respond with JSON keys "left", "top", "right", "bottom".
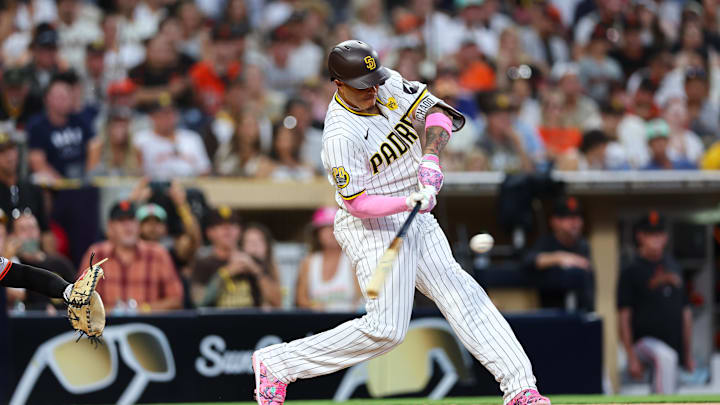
{"left": 252, "top": 353, "right": 287, "bottom": 405}
{"left": 508, "top": 388, "right": 551, "bottom": 405}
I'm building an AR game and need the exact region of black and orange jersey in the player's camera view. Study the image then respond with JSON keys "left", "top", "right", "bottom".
{"left": 0, "top": 256, "right": 12, "bottom": 284}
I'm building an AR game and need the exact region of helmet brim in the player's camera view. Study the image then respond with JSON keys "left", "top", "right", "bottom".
{"left": 340, "top": 66, "right": 391, "bottom": 89}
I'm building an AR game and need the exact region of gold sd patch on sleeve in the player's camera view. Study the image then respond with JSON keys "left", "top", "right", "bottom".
{"left": 332, "top": 167, "right": 350, "bottom": 189}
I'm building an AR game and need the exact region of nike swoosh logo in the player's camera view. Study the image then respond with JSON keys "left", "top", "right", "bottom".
{"left": 364, "top": 129, "right": 369, "bottom": 140}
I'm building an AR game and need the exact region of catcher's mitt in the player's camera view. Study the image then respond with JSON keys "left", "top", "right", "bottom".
{"left": 66, "top": 253, "right": 107, "bottom": 341}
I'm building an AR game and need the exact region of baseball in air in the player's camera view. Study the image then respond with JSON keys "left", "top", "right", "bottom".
{"left": 470, "top": 233, "right": 494, "bottom": 253}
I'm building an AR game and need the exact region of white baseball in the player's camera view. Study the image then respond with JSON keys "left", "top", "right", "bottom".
{"left": 470, "top": 233, "right": 494, "bottom": 253}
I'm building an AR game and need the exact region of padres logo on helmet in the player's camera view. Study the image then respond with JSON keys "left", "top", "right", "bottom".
{"left": 328, "top": 40, "right": 391, "bottom": 89}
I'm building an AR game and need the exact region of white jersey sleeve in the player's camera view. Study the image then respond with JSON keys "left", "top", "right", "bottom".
{"left": 379, "top": 70, "right": 442, "bottom": 122}
{"left": 322, "top": 134, "right": 369, "bottom": 201}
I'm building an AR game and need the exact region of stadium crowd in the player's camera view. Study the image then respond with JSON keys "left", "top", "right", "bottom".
{"left": 0, "top": 0, "right": 718, "bottom": 316}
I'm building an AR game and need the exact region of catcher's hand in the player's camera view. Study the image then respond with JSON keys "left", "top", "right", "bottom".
{"left": 65, "top": 253, "right": 107, "bottom": 340}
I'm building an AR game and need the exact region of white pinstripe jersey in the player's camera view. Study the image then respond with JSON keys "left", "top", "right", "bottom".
{"left": 321, "top": 70, "right": 439, "bottom": 207}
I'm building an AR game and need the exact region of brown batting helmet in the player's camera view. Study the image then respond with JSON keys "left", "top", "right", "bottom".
{"left": 328, "top": 40, "right": 391, "bottom": 89}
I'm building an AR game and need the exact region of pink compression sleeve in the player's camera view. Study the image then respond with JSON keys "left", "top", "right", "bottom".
{"left": 342, "top": 192, "right": 407, "bottom": 218}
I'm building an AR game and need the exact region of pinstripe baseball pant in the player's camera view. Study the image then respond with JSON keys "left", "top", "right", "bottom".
{"left": 256, "top": 211, "right": 537, "bottom": 403}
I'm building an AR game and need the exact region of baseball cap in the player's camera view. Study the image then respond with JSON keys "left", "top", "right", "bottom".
{"left": 455, "top": 0, "right": 485, "bottom": 9}
{"left": 2, "top": 67, "right": 30, "bottom": 87}
{"left": 646, "top": 118, "right": 670, "bottom": 141}
{"left": 109, "top": 200, "right": 136, "bottom": 221}
{"left": 136, "top": 203, "right": 167, "bottom": 223}
{"left": 311, "top": 207, "right": 337, "bottom": 228}
{"left": 600, "top": 100, "right": 625, "bottom": 116}
{"left": 32, "top": 23, "right": 58, "bottom": 48}
{"left": 552, "top": 195, "right": 582, "bottom": 217}
{"left": 0, "top": 132, "right": 16, "bottom": 151}
{"left": 107, "top": 78, "right": 137, "bottom": 97}
{"left": 206, "top": 206, "right": 241, "bottom": 228}
{"left": 636, "top": 210, "right": 667, "bottom": 233}
{"left": 146, "top": 92, "right": 174, "bottom": 113}
{"left": 86, "top": 39, "right": 106, "bottom": 54}
{"left": 479, "top": 91, "right": 515, "bottom": 114}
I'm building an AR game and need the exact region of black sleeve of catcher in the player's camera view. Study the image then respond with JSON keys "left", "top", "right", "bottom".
{"left": 0, "top": 262, "right": 70, "bottom": 299}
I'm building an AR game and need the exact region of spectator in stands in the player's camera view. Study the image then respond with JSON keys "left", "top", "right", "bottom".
{"left": 618, "top": 211, "right": 694, "bottom": 393}
{"left": 557, "top": 129, "right": 608, "bottom": 171}
{"left": 0, "top": 67, "right": 44, "bottom": 129}
{"left": 193, "top": 208, "right": 280, "bottom": 308}
{"left": 520, "top": 1, "right": 569, "bottom": 68}
{"left": 192, "top": 206, "right": 242, "bottom": 304}
{"left": 0, "top": 132, "right": 54, "bottom": 252}
{"left": 551, "top": 62, "right": 602, "bottom": 131}
{"left": 214, "top": 109, "right": 274, "bottom": 177}
{"left": 609, "top": 18, "right": 651, "bottom": 79}
{"left": 442, "top": 0, "right": 512, "bottom": 61}
{"left": 643, "top": 119, "right": 696, "bottom": 170}
{"left": 662, "top": 98, "right": 704, "bottom": 167}
{"left": 27, "top": 73, "right": 94, "bottom": 181}
{"left": 599, "top": 101, "right": 631, "bottom": 170}
{"left": 86, "top": 107, "right": 140, "bottom": 176}
{"left": 26, "top": 23, "right": 64, "bottom": 100}
{"left": 240, "top": 222, "right": 281, "bottom": 307}
{"left": 618, "top": 79, "right": 658, "bottom": 168}
{"left": 134, "top": 93, "right": 210, "bottom": 179}
{"left": 286, "top": 98, "right": 323, "bottom": 174}
{"left": 455, "top": 41, "right": 496, "bottom": 93}
{"left": 477, "top": 91, "right": 544, "bottom": 172}
{"left": 296, "top": 207, "right": 360, "bottom": 311}
{"left": 509, "top": 64, "right": 541, "bottom": 130}
{"left": 206, "top": 69, "right": 278, "bottom": 158}
{"left": 129, "top": 34, "right": 192, "bottom": 108}
{"left": 495, "top": 26, "right": 538, "bottom": 91}
{"left": 56, "top": 0, "right": 102, "bottom": 73}
{"left": 524, "top": 195, "right": 594, "bottom": 311}
{"left": 538, "top": 90, "right": 582, "bottom": 161}
{"left": 578, "top": 24, "right": 623, "bottom": 103}
{"left": 81, "top": 41, "right": 112, "bottom": 107}
{"left": 189, "top": 22, "right": 244, "bottom": 116}
{"left": 174, "top": 0, "right": 207, "bottom": 61}
{"left": 132, "top": 179, "right": 202, "bottom": 278}
{"left": 350, "top": 0, "right": 393, "bottom": 58}
{"left": 683, "top": 67, "right": 720, "bottom": 143}
{"left": 9, "top": 211, "right": 74, "bottom": 312}
{"left": 268, "top": 123, "right": 314, "bottom": 181}
{"left": 80, "top": 200, "right": 183, "bottom": 312}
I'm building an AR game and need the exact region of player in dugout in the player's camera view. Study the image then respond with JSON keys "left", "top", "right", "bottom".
{"left": 251, "top": 40, "right": 550, "bottom": 405}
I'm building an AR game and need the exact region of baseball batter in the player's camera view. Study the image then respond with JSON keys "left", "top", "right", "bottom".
{"left": 253, "top": 40, "right": 550, "bottom": 405}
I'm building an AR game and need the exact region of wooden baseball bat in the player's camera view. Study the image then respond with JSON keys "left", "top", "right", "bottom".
{"left": 366, "top": 202, "right": 422, "bottom": 299}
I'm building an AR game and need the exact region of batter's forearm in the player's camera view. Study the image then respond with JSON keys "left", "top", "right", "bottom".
{"left": 0, "top": 262, "right": 70, "bottom": 299}
{"left": 343, "top": 192, "right": 407, "bottom": 218}
{"left": 422, "top": 107, "right": 452, "bottom": 156}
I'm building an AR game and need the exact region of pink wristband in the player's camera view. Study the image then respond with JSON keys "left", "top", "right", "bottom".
{"left": 425, "top": 112, "right": 452, "bottom": 135}
{"left": 422, "top": 154, "right": 439, "bottom": 164}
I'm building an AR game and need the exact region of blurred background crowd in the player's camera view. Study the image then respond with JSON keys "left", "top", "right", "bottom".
{"left": 0, "top": 0, "right": 715, "bottom": 314}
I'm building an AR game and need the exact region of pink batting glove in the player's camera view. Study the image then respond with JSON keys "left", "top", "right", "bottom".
{"left": 418, "top": 154, "right": 443, "bottom": 192}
